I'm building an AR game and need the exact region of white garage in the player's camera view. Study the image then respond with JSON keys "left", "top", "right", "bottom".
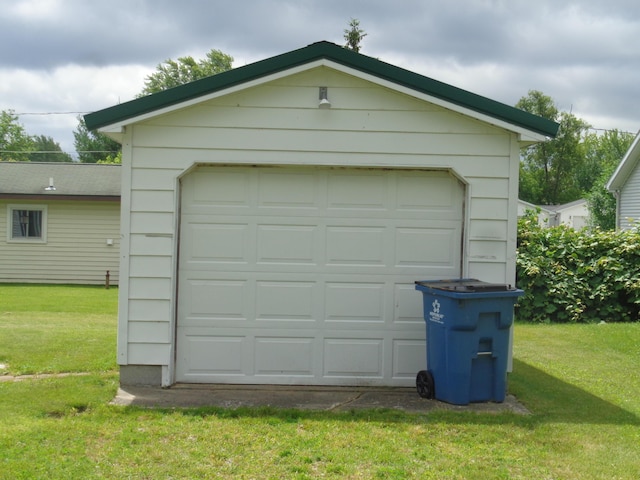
{"left": 84, "top": 41, "right": 558, "bottom": 387}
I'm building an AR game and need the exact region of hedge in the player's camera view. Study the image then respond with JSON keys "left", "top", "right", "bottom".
{"left": 516, "top": 211, "right": 640, "bottom": 323}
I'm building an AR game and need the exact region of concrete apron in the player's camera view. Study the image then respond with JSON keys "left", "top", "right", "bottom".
{"left": 112, "top": 384, "right": 530, "bottom": 414}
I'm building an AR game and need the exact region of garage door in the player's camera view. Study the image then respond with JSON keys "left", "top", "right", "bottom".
{"left": 176, "top": 165, "right": 464, "bottom": 386}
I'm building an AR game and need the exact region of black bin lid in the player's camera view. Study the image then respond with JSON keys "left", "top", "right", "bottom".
{"left": 415, "top": 279, "right": 514, "bottom": 293}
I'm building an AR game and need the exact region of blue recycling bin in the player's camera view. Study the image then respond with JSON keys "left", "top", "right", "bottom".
{"left": 414, "top": 279, "right": 524, "bottom": 405}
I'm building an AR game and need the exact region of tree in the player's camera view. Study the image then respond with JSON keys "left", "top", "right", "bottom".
{"left": 583, "top": 129, "right": 634, "bottom": 229}
{"left": 138, "top": 48, "right": 233, "bottom": 97}
{"left": 78, "top": 48, "right": 234, "bottom": 161}
{"left": 28, "top": 135, "right": 73, "bottom": 162}
{"left": 0, "top": 110, "right": 35, "bottom": 161}
{"left": 344, "top": 18, "right": 367, "bottom": 53}
{"left": 578, "top": 129, "right": 634, "bottom": 193}
{"left": 516, "top": 91, "right": 590, "bottom": 205}
{"left": 73, "top": 117, "right": 121, "bottom": 163}
{"left": 97, "top": 151, "right": 122, "bottom": 164}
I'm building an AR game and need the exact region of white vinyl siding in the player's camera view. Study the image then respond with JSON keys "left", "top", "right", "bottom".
{"left": 0, "top": 199, "right": 120, "bottom": 285}
{"left": 117, "top": 66, "right": 521, "bottom": 383}
{"left": 619, "top": 163, "right": 640, "bottom": 229}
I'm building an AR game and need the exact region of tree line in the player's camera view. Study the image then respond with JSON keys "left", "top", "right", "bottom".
{"left": 0, "top": 20, "right": 634, "bottom": 228}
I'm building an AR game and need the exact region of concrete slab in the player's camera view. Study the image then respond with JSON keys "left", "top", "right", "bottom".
{"left": 112, "top": 384, "right": 530, "bottom": 415}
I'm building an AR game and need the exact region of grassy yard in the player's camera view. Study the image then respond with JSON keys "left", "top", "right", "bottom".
{"left": 1, "top": 285, "right": 639, "bottom": 479}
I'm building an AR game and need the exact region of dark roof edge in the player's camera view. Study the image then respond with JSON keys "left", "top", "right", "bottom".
{"left": 0, "top": 194, "right": 120, "bottom": 201}
{"left": 84, "top": 41, "right": 559, "bottom": 138}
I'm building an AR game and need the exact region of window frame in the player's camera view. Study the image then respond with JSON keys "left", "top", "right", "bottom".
{"left": 6, "top": 204, "right": 48, "bottom": 244}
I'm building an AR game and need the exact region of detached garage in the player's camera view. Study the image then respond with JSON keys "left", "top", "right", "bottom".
{"left": 84, "top": 41, "right": 558, "bottom": 387}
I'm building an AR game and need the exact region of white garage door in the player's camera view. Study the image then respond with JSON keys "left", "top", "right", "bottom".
{"left": 176, "top": 165, "right": 464, "bottom": 386}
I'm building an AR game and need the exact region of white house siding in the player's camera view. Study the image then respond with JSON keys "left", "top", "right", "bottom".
{"left": 117, "top": 67, "right": 520, "bottom": 383}
{"left": 619, "top": 164, "right": 640, "bottom": 229}
{"left": 0, "top": 199, "right": 120, "bottom": 284}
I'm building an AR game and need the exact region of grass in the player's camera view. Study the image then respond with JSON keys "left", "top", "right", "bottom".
{"left": 0, "top": 284, "right": 117, "bottom": 375}
{"left": 1, "top": 284, "right": 639, "bottom": 479}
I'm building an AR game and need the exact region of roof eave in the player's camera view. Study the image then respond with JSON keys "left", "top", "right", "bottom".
{"left": 0, "top": 194, "right": 120, "bottom": 201}
{"left": 606, "top": 130, "right": 640, "bottom": 192}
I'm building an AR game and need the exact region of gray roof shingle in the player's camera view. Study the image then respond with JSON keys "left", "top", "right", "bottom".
{"left": 0, "top": 162, "right": 121, "bottom": 198}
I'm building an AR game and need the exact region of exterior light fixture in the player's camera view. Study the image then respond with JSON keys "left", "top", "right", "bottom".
{"left": 319, "top": 86, "right": 331, "bottom": 108}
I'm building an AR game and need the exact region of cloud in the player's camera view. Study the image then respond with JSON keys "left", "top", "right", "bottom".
{"left": 2, "top": 0, "right": 640, "bottom": 155}
{"left": 2, "top": 64, "right": 149, "bottom": 153}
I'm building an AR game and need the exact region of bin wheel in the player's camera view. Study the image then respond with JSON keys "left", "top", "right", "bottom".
{"left": 416, "top": 370, "right": 435, "bottom": 399}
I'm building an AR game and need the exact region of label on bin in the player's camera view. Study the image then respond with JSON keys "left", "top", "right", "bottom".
{"left": 429, "top": 299, "right": 444, "bottom": 324}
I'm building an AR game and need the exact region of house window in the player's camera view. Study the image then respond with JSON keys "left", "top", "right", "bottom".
{"left": 7, "top": 205, "right": 47, "bottom": 242}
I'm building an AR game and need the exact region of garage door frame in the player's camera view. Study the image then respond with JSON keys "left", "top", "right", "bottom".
{"left": 173, "top": 163, "right": 468, "bottom": 386}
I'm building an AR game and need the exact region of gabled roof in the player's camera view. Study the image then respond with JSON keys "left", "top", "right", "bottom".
{"left": 606, "top": 130, "right": 640, "bottom": 192}
{"left": 518, "top": 199, "right": 555, "bottom": 216}
{"left": 0, "top": 162, "right": 121, "bottom": 199}
{"left": 542, "top": 198, "right": 588, "bottom": 213}
{"left": 84, "top": 41, "right": 559, "bottom": 139}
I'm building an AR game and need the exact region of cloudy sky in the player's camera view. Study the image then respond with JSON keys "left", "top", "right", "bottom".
{"left": 2, "top": 0, "right": 639, "bottom": 156}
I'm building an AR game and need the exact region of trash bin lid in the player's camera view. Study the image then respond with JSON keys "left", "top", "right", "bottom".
{"left": 415, "top": 279, "right": 515, "bottom": 293}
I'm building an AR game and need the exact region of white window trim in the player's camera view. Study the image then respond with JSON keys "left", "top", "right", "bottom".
{"left": 6, "top": 204, "right": 48, "bottom": 244}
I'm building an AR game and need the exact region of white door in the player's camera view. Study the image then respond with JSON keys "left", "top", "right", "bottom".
{"left": 176, "top": 165, "right": 464, "bottom": 386}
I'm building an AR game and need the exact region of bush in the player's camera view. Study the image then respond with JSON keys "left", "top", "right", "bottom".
{"left": 516, "top": 211, "right": 640, "bottom": 323}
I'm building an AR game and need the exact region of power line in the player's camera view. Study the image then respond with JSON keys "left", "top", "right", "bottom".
{"left": 588, "top": 127, "right": 636, "bottom": 135}
{"left": 13, "top": 111, "right": 90, "bottom": 116}
{"left": 1, "top": 150, "right": 117, "bottom": 153}
{"left": 13, "top": 114, "right": 636, "bottom": 136}
{"left": 0, "top": 150, "right": 119, "bottom": 158}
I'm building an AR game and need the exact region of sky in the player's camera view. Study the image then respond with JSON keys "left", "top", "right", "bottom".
{"left": 2, "top": 0, "right": 640, "bottom": 157}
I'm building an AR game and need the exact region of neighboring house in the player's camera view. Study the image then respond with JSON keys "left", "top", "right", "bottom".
{"left": 517, "top": 199, "right": 554, "bottom": 227}
{"left": 606, "top": 130, "right": 640, "bottom": 229}
{"left": 544, "top": 199, "right": 589, "bottom": 229}
{"left": 85, "top": 41, "right": 558, "bottom": 387}
{"left": 518, "top": 199, "right": 588, "bottom": 229}
{"left": 0, "top": 162, "right": 121, "bottom": 285}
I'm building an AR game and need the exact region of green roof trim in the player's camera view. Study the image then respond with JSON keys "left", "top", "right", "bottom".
{"left": 84, "top": 41, "right": 559, "bottom": 138}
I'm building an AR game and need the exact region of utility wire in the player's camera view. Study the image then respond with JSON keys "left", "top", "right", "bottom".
{"left": 1, "top": 150, "right": 118, "bottom": 153}
{"left": 13, "top": 111, "right": 90, "bottom": 116}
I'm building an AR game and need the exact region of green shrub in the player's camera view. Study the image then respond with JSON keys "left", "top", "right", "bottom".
{"left": 516, "top": 211, "right": 640, "bottom": 323}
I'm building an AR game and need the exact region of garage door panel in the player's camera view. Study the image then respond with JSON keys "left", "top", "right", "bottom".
{"left": 396, "top": 173, "right": 463, "bottom": 213}
{"left": 323, "top": 338, "right": 384, "bottom": 378}
{"left": 187, "top": 279, "right": 249, "bottom": 321}
{"left": 394, "top": 283, "right": 428, "bottom": 324}
{"left": 325, "top": 282, "right": 386, "bottom": 323}
{"left": 255, "top": 281, "right": 317, "bottom": 321}
{"left": 177, "top": 328, "right": 426, "bottom": 384}
{"left": 257, "top": 224, "right": 318, "bottom": 265}
{"left": 180, "top": 276, "right": 441, "bottom": 328}
{"left": 325, "top": 226, "right": 387, "bottom": 266}
{"left": 395, "top": 226, "right": 460, "bottom": 267}
{"left": 254, "top": 337, "right": 315, "bottom": 377}
{"left": 327, "top": 172, "right": 388, "bottom": 210}
{"left": 186, "top": 222, "right": 251, "bottom": 264}
{"left": 392, "top": 339, "right": 427, "bottom": 378}
{"left": 179, "top": 335, "right": 248, "bottom": 376}
{"left": 191, "top": 170, "right": 252, "bottom": 207}
{"left": 258, "top": 171, "right": 319, "bottom": 209}
{"left": 183, "top": 278, "right": 393, "bottom": 327}
{"left": 183, "top": 217, "right": 461, "bottom": 272}
{"left": 177, "top": 166, "right": 464, "bottom": 385}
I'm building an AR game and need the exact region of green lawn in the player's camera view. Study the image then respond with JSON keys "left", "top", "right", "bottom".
{"left": 0, "top": 284, "right": 117, "bottom": 375}
{"left": 1, "top": 284, "right": 639, "bottom": 479}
